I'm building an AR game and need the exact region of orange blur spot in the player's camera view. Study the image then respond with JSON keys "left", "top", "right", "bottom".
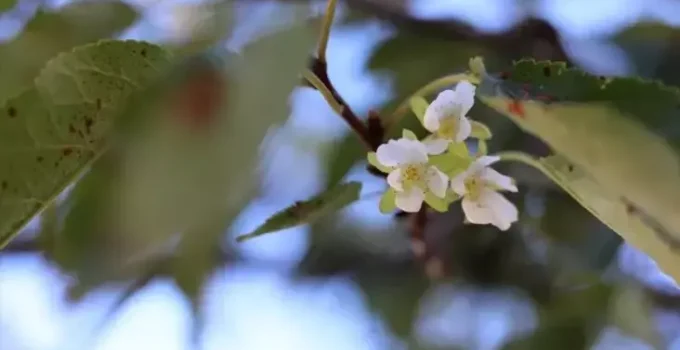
{"left": 507, "top": 100, "right": 525, "bottom": 118}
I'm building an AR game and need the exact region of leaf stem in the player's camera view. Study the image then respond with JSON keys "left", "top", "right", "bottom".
{"left": 386, "top": 73, "right": 479, "bottom": 134}
{"left": 496, "top": 151, "right": 560, "bottom": 185}
{"left": 316, "top": 0, "right": 338, "bottom": 63}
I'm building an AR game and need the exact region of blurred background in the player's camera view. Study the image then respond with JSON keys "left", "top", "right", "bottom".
{"left": 2, "top": 0, "right": 680, "bottom": 349}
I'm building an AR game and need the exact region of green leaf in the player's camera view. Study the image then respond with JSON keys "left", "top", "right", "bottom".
{"left": 116, "top": 8, "right": 320, "bottom": 251}
{"left": 409, "top": 96, "right": 429, "bottom": 123}
{"left": 0, "top": 0, "right": 16, "bottom": 13}
{"left": 402, "top": 128, "right": 418, "bottom": 140}
{"left": 0, "top": 40, "right": 170, "bottom": 249}
{"left": 478, "top": 59, "right": 680, "bottom": 282}
{"left": 379, "top": 188, "right": 397, "bottom": 213}
{"left": 470, "top": 120, "right": 492, "bottom": 139}
{"left": 325, "top": 133, "right": 365, "bottom": 187}
{"left": 0, "top": 1, "right": 139, "bottom": 101}
{"left": 236, "top": 182, "right": 362, "bottom": 242}
{"left": 518, "top": 154, "right": 680, "bottom": 283}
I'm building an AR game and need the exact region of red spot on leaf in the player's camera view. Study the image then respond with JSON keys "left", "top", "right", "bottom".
{"left": 507, "top": 100, "right": 525, "bottom": 118}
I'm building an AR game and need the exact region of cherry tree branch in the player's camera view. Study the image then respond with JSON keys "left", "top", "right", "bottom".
{"left": 303, "top": 0, "right": 384, "bottom": 151}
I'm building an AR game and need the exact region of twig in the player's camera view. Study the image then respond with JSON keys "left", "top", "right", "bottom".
{"left": 304, "top": 0, "right": 384, "bottom": 150}
{"left": 316, "top": 0, "right": 337, "bottom": 63}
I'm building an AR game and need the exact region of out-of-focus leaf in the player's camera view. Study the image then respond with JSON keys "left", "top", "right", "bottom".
{"left": 478, "top": 60, "right": 680, "bottom": 283}
{"left": 236, "top": 181, "right": 362, "bottom": 242}
{"left": 296, "top": 213, "right": 420, "bottom": 338}
{"left": 325, "top": 133, "right": 365, "bottom": 187}
{"left": 115, "top": 6, "right": 319, "bottom": 256}
{"left": 608, "top": 285, "right": 661, "bottom": 349}
{"left": 0, "top": 1, "right": 139, "bottom": 101}
{"left": 51, "top": 155, "right": 114, "bottom": 278}
{"left": 540, "top": 190, "right": 622, "bottom": 271}
{"left": 0, "top": 40, "right": 170, "bottom": 249}
{"left": 0, "top": 0, "right": 16, "bottom": 13}
{"left": 358, "top": 266, "right": 429, "bottom": 338}
{"left": 612, "top": 22, "right": 680, "bottom": 86}
{"left": 172, "top": 216, "right": 236, "bottom": 343}
{"left": 502, "top": 284, "right": 612, "bottom": 350}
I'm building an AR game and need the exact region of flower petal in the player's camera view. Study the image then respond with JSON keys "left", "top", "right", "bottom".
{"left": 423, "top": 89, "right": 456, "bottom": 132}
{"left": 462, "top": 189, "right": 518, "bottom": 231}
{"left": 387, "top": 169, "right": 403, "bottom": 191}
{"left": 481, "top": 168, "right": 517, "bottom": 192}
{"left": 376, "top": 140, "right": 407, "bottom": 167}
{"left": 450, "top": 169, "right": 470, "bottom": 195}
{"left": 395, "top": 187, "right": 425, "bottom": 212}
{"left": 422, "top": 137, "right": 449, "bottom": 155}
{"left": 454, "top": 116, "right": 472, "bottom": 143}
{"left": 401, "top": 138, "right": 429, "bottom": 164}
{"left": 469, "top": 155, "right": 501, "bottom": 174}
{"left": 426, "top": 166, "right": 448, "bottom": 198}
{"left": 452, "top": 80, "right": 476, "bottom": 115}
{"left": 462, "top": 197, "right": 492, "bottom": 225}
{"left": 376, "top": 138, "right": 428, "bottom": 166}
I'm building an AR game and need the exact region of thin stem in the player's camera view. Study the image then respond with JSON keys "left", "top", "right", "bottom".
{"left": 303, "top": 69, "right": 375, "bottom": 149}
{"left": 496, "top": 151, "right": 555, "bottom": 182}
{"left": 386, "top": 73, "right": 479, "bottom": 134}
{"left": 316, "top": 0, "right": 338, "bottom": 62}
{"left": 302, "top": 69, "right": 344, "bottom": 114}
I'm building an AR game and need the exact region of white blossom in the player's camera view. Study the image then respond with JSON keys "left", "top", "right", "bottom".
{"left": 450, "top": 155, "right": 518, "bottom": 230}
{"left": 375, "top": 138, "right": 448, "bottom": 212}
{"left": 421, "top": 80, "right": 476, "bottom": 154}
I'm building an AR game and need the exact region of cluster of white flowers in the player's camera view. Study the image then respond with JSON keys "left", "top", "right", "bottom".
{"left": 368, "top": 81, "right": 519, "bottom": 231}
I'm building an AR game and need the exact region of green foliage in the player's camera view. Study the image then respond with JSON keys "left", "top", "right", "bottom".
{"left": 0, "top": 2, "right": 139, "bottom": 101}
{"left": 237, "top": 182, "right": 362, "bottom": 242}
{"left": 0, "top": 0, "right": 16, "bottom": 12}
{"left": 477, "top": 60, "right": 680, "bottom": 281}
{"left": 0, "top": 40, "right": 170, "bottom": 248}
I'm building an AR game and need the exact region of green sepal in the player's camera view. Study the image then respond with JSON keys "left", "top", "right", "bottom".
{"left": 449, "top": 141, "right": 470, "bottom": 159}
{"left": 409, "top": 96, "right": 429, "bottom": 123}
{"left": 425, "top": 192, "right": 449, "bottom": 212}
{"left": 379, "top": 188, "right": 397, "bottom": 213}
{"left": 445, "top": 190, "right": 462, "bottom": 203}
{"left": 402, "top": 128, "right": 418, "bottom": 140}
{"left": 477, "top": 139, "right": 488, "bottom": 156}
{"left": 470, "top": 120, "right": 492, "bottom": 140}
{"left": 367, "top": 152, "right": 392, "bottom": 173}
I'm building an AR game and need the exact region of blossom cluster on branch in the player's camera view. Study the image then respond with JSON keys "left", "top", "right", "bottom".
{"left": 368, "top": 81, "right": 519, "bottom": 231}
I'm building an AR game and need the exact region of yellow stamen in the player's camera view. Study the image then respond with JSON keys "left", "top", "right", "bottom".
{"left": 464, "top": 176, "right": 484, "bottom": 201}
{"left": 403, "top": 165, "right": 423, "bottom": 182}
{"left": 436, "top": 117, "right": 458, "bottom": 140}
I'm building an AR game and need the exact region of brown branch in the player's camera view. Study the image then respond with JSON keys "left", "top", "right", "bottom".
{"left": 308, "top": 57, "right": 384, "bottom": 150}
{"left": 408, "top": 206, "right": 446, "bottom": 279}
